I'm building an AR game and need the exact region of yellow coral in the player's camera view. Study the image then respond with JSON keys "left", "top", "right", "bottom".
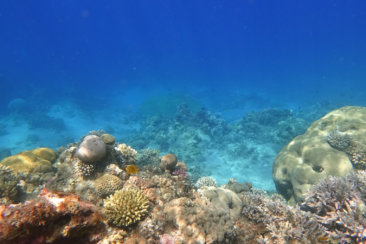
{"left": 0, "top": 148, "right": 56, "bottom": 174}
{"left": 104, "top": 189, "right": 149, "bottom": 227}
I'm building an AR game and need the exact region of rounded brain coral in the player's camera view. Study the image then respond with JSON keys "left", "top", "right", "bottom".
{"left": 104, "top": 189, "right": 149, "bottom": 227}
{"left": 94, "top": 174, "right": 124, "bottom": 198}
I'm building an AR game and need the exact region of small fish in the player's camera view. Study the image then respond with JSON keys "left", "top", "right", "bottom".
{"left": 126, "top": 164, "right": 139, "bottom": 175}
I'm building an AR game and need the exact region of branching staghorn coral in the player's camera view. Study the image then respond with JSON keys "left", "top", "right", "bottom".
{"left": 104, "top": 189, "right": 150, "bottom": 227}
{"left": 301, "top": 173, "right": 366, "bottom": 243}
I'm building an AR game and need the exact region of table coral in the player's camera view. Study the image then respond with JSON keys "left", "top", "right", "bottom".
{"left": 104, "top": 189, "right": 150, "bottom": 227}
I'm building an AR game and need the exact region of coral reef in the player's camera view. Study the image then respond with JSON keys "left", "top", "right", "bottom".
{"left": 0, "top": 147, "right": 56, "bottom": 174}
{"left": 0, "top": 189, "right": 106, "bottom": 243}
{"left": 94, "top": 174, "right": 124, "bottom": 198}
{"left": 301, "top": 173, "right": 366, "bottom": 243}
{"left": 160, "top": 153, "right": 178, "bottom": 173}
{"left": 327, "top": 130, "right": 366, "bottom": 170}
{"left": 115, "top": 143, "right": 138, "bottom": 164}
{"left": 272, "top": 106, "right": 366, "bottom": 203}
{"left": 0, "top": 165, "right": 19, "bottom": 204}
{"left": 100, "top": 133, "right": 116, "bottom": 145}
{"left": 76, "top": 135, "right": 107, "bottom": 162}
{"left": 202, "top": 187, "right": 243, "bottom": 219}
{"left": 136, "top": 148, "right": 160, "bottom": 167}
{"left": 162, "top": 197, "right": 236, "bottom": 243}
{"left": 104, "top": 189, "right": 150, "bottom": 227}
{"left": 196, "top": 176, "right": 217, "bottom": 188}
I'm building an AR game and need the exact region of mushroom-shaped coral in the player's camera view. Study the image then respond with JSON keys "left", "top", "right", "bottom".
{"left": 160, "top": 153, "right": 178, "bottom": 173}
{"left": 76, "top": 135, "right": 107, "bottom": 163}
{"left": 104, "top": 189, "right": 149, "bottom": 227}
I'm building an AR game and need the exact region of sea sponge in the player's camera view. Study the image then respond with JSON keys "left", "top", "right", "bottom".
{"left": 76, "top": 135, "right": 107, "bottom": 163}
{"left": 94, "top": 174, "right": 124, "bottom": 198}
{"left": 160, "top": 154, "right": 178, "bottom": 172}
{"left": 104, "top": 189, "right": 149, "bottom": 227}
{"left": 273, "top": 106, "right": 366, "bottom": 203}
{"left": 0, "top": 148, "right": 56, "bottom": 174}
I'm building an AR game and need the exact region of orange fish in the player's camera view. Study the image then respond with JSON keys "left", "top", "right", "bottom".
{"left": 126, "top": 164, "right": 139, "bottom": 175}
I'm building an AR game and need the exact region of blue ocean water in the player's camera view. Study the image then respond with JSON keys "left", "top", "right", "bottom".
{"left": 1, "top": 0, "right": 366, "bottom": 190}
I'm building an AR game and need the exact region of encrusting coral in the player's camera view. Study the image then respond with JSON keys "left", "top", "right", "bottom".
{"left": 0, "top": 188, "right": 106, "bottom": 243}
{"left": 0, "top": 147, "right": 56, "bottom": 174}
{"left": 0, "top": 165, "right": 19, "bottom": 204}
{"left": 104, "top": 189, "right": 150, "bottom": 227}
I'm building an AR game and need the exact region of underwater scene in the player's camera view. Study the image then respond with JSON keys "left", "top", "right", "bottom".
{"left": 1, "top": 0, "right": 366, "bottom": 243}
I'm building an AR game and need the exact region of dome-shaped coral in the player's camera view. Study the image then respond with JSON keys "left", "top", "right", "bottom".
{"left": 94, "top": 174, "right": 124, "bottom": 198}
{"left": 104, "top": 189, "right": 149, "bottom": 227}
{"left": 0, "top": 148, "right": 56, "bottom": 174}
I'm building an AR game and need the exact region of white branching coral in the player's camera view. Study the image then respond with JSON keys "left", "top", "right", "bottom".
{"left": 196, "top": 176, "right": 217, "bottom": 188}
{"left": 115, "top": 144, "right": 138, "bottom": 164}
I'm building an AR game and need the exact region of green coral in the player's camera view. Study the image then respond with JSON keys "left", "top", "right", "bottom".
{"left": 104, "top": 189, "right": 149, "bottom": 227}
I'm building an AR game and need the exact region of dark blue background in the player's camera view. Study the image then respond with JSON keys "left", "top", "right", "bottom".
{"left": 1, "top": 0, "right": 365, "bottom": 110}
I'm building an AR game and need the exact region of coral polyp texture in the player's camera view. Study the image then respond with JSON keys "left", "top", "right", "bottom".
{"left": 0, "top": 147, "right": 56, "bottom": 174}
{"left": 273, "top": 106, "right": 366, "bottom": 203}
{"left": 0, "top": 189, "right": 106, "bottom": 243}
{"left": 115, "top": 143, "right": 138, "bottom": 164}
{"left": 94, "top": 173, "right": 124, "bottom": 198}
{"left": 0, "top": 165, "right": 19, "bottom": 204}
{"left": 104, "top": 189, "right": 150, "bottom": 227}
{"left": 196, "top": 176, "right": 217, "bottom": 188}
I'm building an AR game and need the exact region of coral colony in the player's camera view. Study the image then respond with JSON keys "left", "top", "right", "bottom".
{"left": 1, "top": 106, "right": 366, "bottom": 243}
